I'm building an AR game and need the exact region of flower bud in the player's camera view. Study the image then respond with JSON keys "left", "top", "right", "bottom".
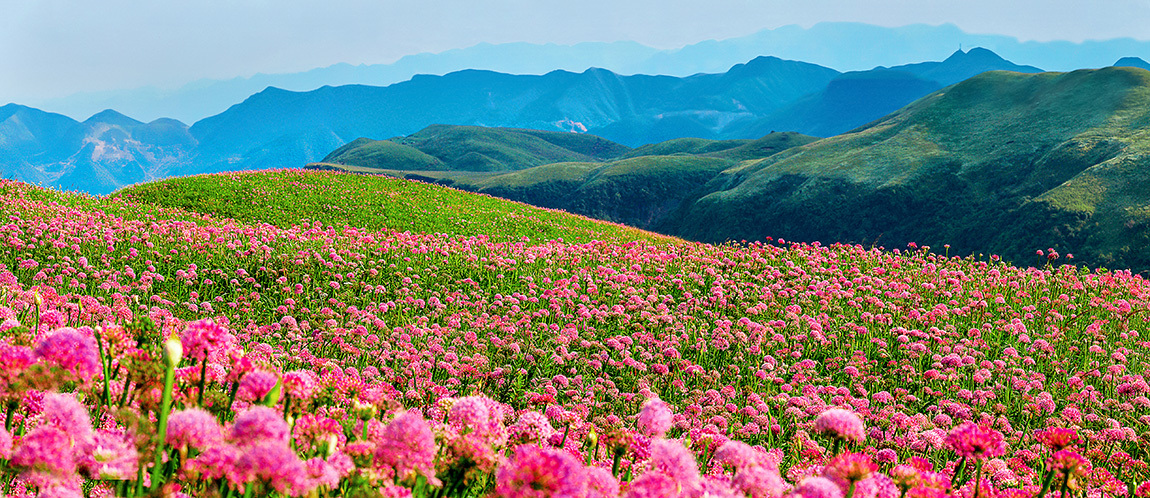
{"left": 164, "top": 337, "right": 183, "bottom": 367}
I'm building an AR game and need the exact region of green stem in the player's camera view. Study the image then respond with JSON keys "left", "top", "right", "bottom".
{"left": 611, "top": 447, "right": 624, "bottom": 478}
{"left": 1037, "top": 469, "right": 1056, "bottom": 498}
{"left": 845, "top": 481, "right": 857, "bottom": 498}
{"left": 4, "top": 400, "right": 16, "bottom": 432}
{"left": 974, "top": 462, "right": 983, "bottom": 498}
{"left": 93, "top": 326, "right": 112, "bottom": 409}
{"left": 150, "top": 353, "right": 177, "bottom": 491}
{"left": 197, "top": 359, "right": 208, "bottom": 406}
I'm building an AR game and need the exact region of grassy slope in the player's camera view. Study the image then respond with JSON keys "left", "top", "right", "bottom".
{"left": 671, "top": 67, "right": 1150, "bottom": 271}
{"left": 321, "top": 125, "right": 633, "bottom": 172}
{"left": 118, "top": 169, "right": 669, "bottom": 245}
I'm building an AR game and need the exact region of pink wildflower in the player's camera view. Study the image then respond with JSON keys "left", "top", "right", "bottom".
{"left": 734, "top": 465, "right": 791, "bottom": 498}
{"left": 637, "top": 397, "right": 673, "bottom": 438}
{"left": 1035, "top": 428, "right": 1080, "bottom": 451}
{"left": 180, "top": 319, "right": 234, "bottom": 362}
{"left": 646, "top": 438, "right": 702, "bottom": 495}
{"left": 11, "top": 426, "right": 78, "bottom": 487}
{"left": 814, "top": 409, "right": 866, "bottom": 444}
{"left": 236, "top": 370, "right": 279, "bottom": 402}
{"left": 375, "top": 410, "right": 437, "bottom": 481}
{"left": 509, "top": 410, "right": 557, "bottom": 444}
{"left": 586, "top": 466, "right": 621, "bottom": 498}
{"left": 0, "top": 428, "right": 12, "bottom": 459}
{"left": 624, "top": 472, "right": 680, "bottom": 498}
{"left": 791, "top": 476, "right": 846, "bottom": 498}
{"left": 235, "top": 440, "right": 309, "bottom": 494}
{"left": 282, "top": 369, "right": 319, "bottom": 400}
{"left": 81, "top": 429, "right": 138, "bottom": 480}
{"left": 494, "top": 444, "right": 588, "bottom": 498}
{"left": 34, "top": 327, "right": 101, "bottom": 381}
{"left": 946, "top": 423, "right": 1006, "bottom": 460}
{"left": 716, "top": 440, "right": 763, "bottom": 470}
{"left": 167, "top": 408, "right": 224, "bottom": 449}
{"left": 231, "top": 405, "right": 290, "bottom": 446}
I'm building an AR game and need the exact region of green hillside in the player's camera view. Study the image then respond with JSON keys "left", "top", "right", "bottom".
{"left": 668, "top": 67, "right": 1150, "bottom": 271}
{"left": 321, "top": 124, "right": 631, "bottom": 172}
{"left": 118, "top": 169, "right": 669, "bottom": 244}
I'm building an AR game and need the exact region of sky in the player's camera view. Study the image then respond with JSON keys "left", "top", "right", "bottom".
{"left": 3, "top": 0, "right": 1150, "bottom": 103}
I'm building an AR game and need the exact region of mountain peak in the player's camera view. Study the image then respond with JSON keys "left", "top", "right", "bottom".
{"left": 84, "top": 109, "right": 143, "bottom": 127}
{"left": 1114, "top": 57, "right": 1150, "bottom": 71}
{"left": 943, "top": 47, "right": 1007, "bottom": 64}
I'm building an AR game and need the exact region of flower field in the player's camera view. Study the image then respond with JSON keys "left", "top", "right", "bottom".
{"left": 0, "top": 169, "right": 1148, "bottom": 497}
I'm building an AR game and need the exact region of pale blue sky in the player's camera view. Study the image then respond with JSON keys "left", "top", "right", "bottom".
{"left": 3, "top": 0, "right": 1149, "bottom": 102}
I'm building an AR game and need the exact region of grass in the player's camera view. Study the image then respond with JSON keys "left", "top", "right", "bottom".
{"left": 669, "top": 67, "right": 1150, "bottom": 273}
{"left": 118, "top": 169, "right": 670, "bottom": 245}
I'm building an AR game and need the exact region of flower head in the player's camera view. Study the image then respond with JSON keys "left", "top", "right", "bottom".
{"left": 34, "top": 327, "right": 101, "bottom": 381}
{"left": 946, "top": 423, "right": 1006, "bottom": 460}
{"left": 1035, "top": 428, "right": 1080, "bottom": 451}
{"left": 180, "top": 319, "right": 234, "bottom": 362}
{"left": 375, "top": 410, "right": 437, "bottom": 481}
{"left": 494, "top": 444, "right": 588, "bottom": 498}
{"left": 167, "top": 408, "right": 224, "bottom": 450}
{"left": 814, "top": 409, "right": 866, "bottom": 444}
{"left": 231, "top": 405, "right": 290, "bottom": 446}
{"left": 791, "top": 476, "right": 846, "bottom": 498}
{"left": 637, "top": 397, "right": 674, "bottom": 438}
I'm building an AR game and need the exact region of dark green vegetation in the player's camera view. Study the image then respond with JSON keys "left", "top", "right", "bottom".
{"left": 310, "top": 126, "right": 817, "bottom": 230}
{"left": 668, "top": 67, "right": 1150, "bottom": 272}
{"left": 320, "top": 125, "right": 628, "bottom": 172}
{"left": 119, "top": 169, "right": 668, "bottom": 245}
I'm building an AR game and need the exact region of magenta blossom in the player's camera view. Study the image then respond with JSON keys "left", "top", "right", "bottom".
{"left": 814, "top": 409, "right": 866, "bottom": 444}
{"left": 34, "top": 327, "right": 101, "bottom": 381}
{"left": 180, "top": 319, "right": 234, "bottom": 362}
{"left": 946, "top": 423, "right": 1006, "bottom": 460}
{"left": 167, "top": 408, "right": 224, "bottom": 450}
{"left": 495, "top": 444, "right": 588, "bottom": 498}
{"left": 637, "top": 397, "right": 674, "bottom": 438}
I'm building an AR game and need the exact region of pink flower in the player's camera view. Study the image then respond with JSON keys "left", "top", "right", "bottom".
{"left": 81, "top": 429, "right": 139, "bottom": 480}
{"left": 824, "top": 453, "right": 878, "bottom": 483}
{"left": 792, "top": 476, "right": 846, "bottom": 498}
{"left": 814, "top": 409, "right": 866, "bottom": 444}
{"left": 180, "top": 319, "right": 234, "bottom": 362}
{"left": 236, "top": 370, "right": 279, "bottom": 402}
{"left": 188, "top": 443, "right": 243, "bottom": 485}
{"left": 34, "top": 327, "right": 101, "bottom": 381}
{"left": 0, "top": 428, "right": 12, "bottom": 459}
{"left": 624, "top": 472, "right": 680, "bottom": 498}
{"left": 637, "top": 397, "right": 673, "bottom": 438}
{"left": 1035, "top": 427, "right": 1080, "bottom": 451}
{"left": 282, "top": 369, "right": 319, "bottom": 400}
{"left": 586, "top": 466, "right": 620, "bottom": 498}
{"left": 12, "top": 426, "right": 78, "bottom": 485}
{"left": 167, "top": 408, "right": 224, "bottom": 449}
{"left": 375, "top": 410, "right": 437, "bottom": 481}
{"left": 509, "top": 410, "right": 557, "bottom": 444}
{"left": 495, "top": 444, "right": 588, "bottom": 498}
{"left": 231, "top": 405, "right": 290, "bottom": 446}
{"left": 38, "top": 392, "right": 94, "bottom": 449}
{"left": 235, "top": 440, "right": 309, "bottom": 494}
{"left": 716, "top": 440, "right": 763, "bottom": 470}
{"left": 645, "top": 439, "right": 702, "bottom": 495}
{"left": 734, "top": 465, "right": 791, "bottom": 498}
{"left": 946, "top": 423, "right": 1006, "bottom": 460}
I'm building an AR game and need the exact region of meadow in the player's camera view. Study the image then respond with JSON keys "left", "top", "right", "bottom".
{"left": 0, "top": 169, "right": 1147, "bottom": 497}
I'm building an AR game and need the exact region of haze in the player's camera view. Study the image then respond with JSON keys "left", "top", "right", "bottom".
{"left": 3, "top": 0, "right": 1150, "bottom": 103}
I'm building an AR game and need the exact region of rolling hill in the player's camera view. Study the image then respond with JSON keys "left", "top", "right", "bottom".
{"left": 309, "top": 126, "right": 817, "bottom": 231}
{"left": 665, "top": 66, "right": 1150, "bottom": 272}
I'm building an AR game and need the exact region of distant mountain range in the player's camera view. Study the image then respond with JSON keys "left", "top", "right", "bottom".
{"left": 0, "top": 47, "right": 1138, "bottom": 198}
{"left": 316, "top": 67, "right": 1150, "bottom": 273}
{"left": 23, "top": 22, "right": 1150, "bottom": 124}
